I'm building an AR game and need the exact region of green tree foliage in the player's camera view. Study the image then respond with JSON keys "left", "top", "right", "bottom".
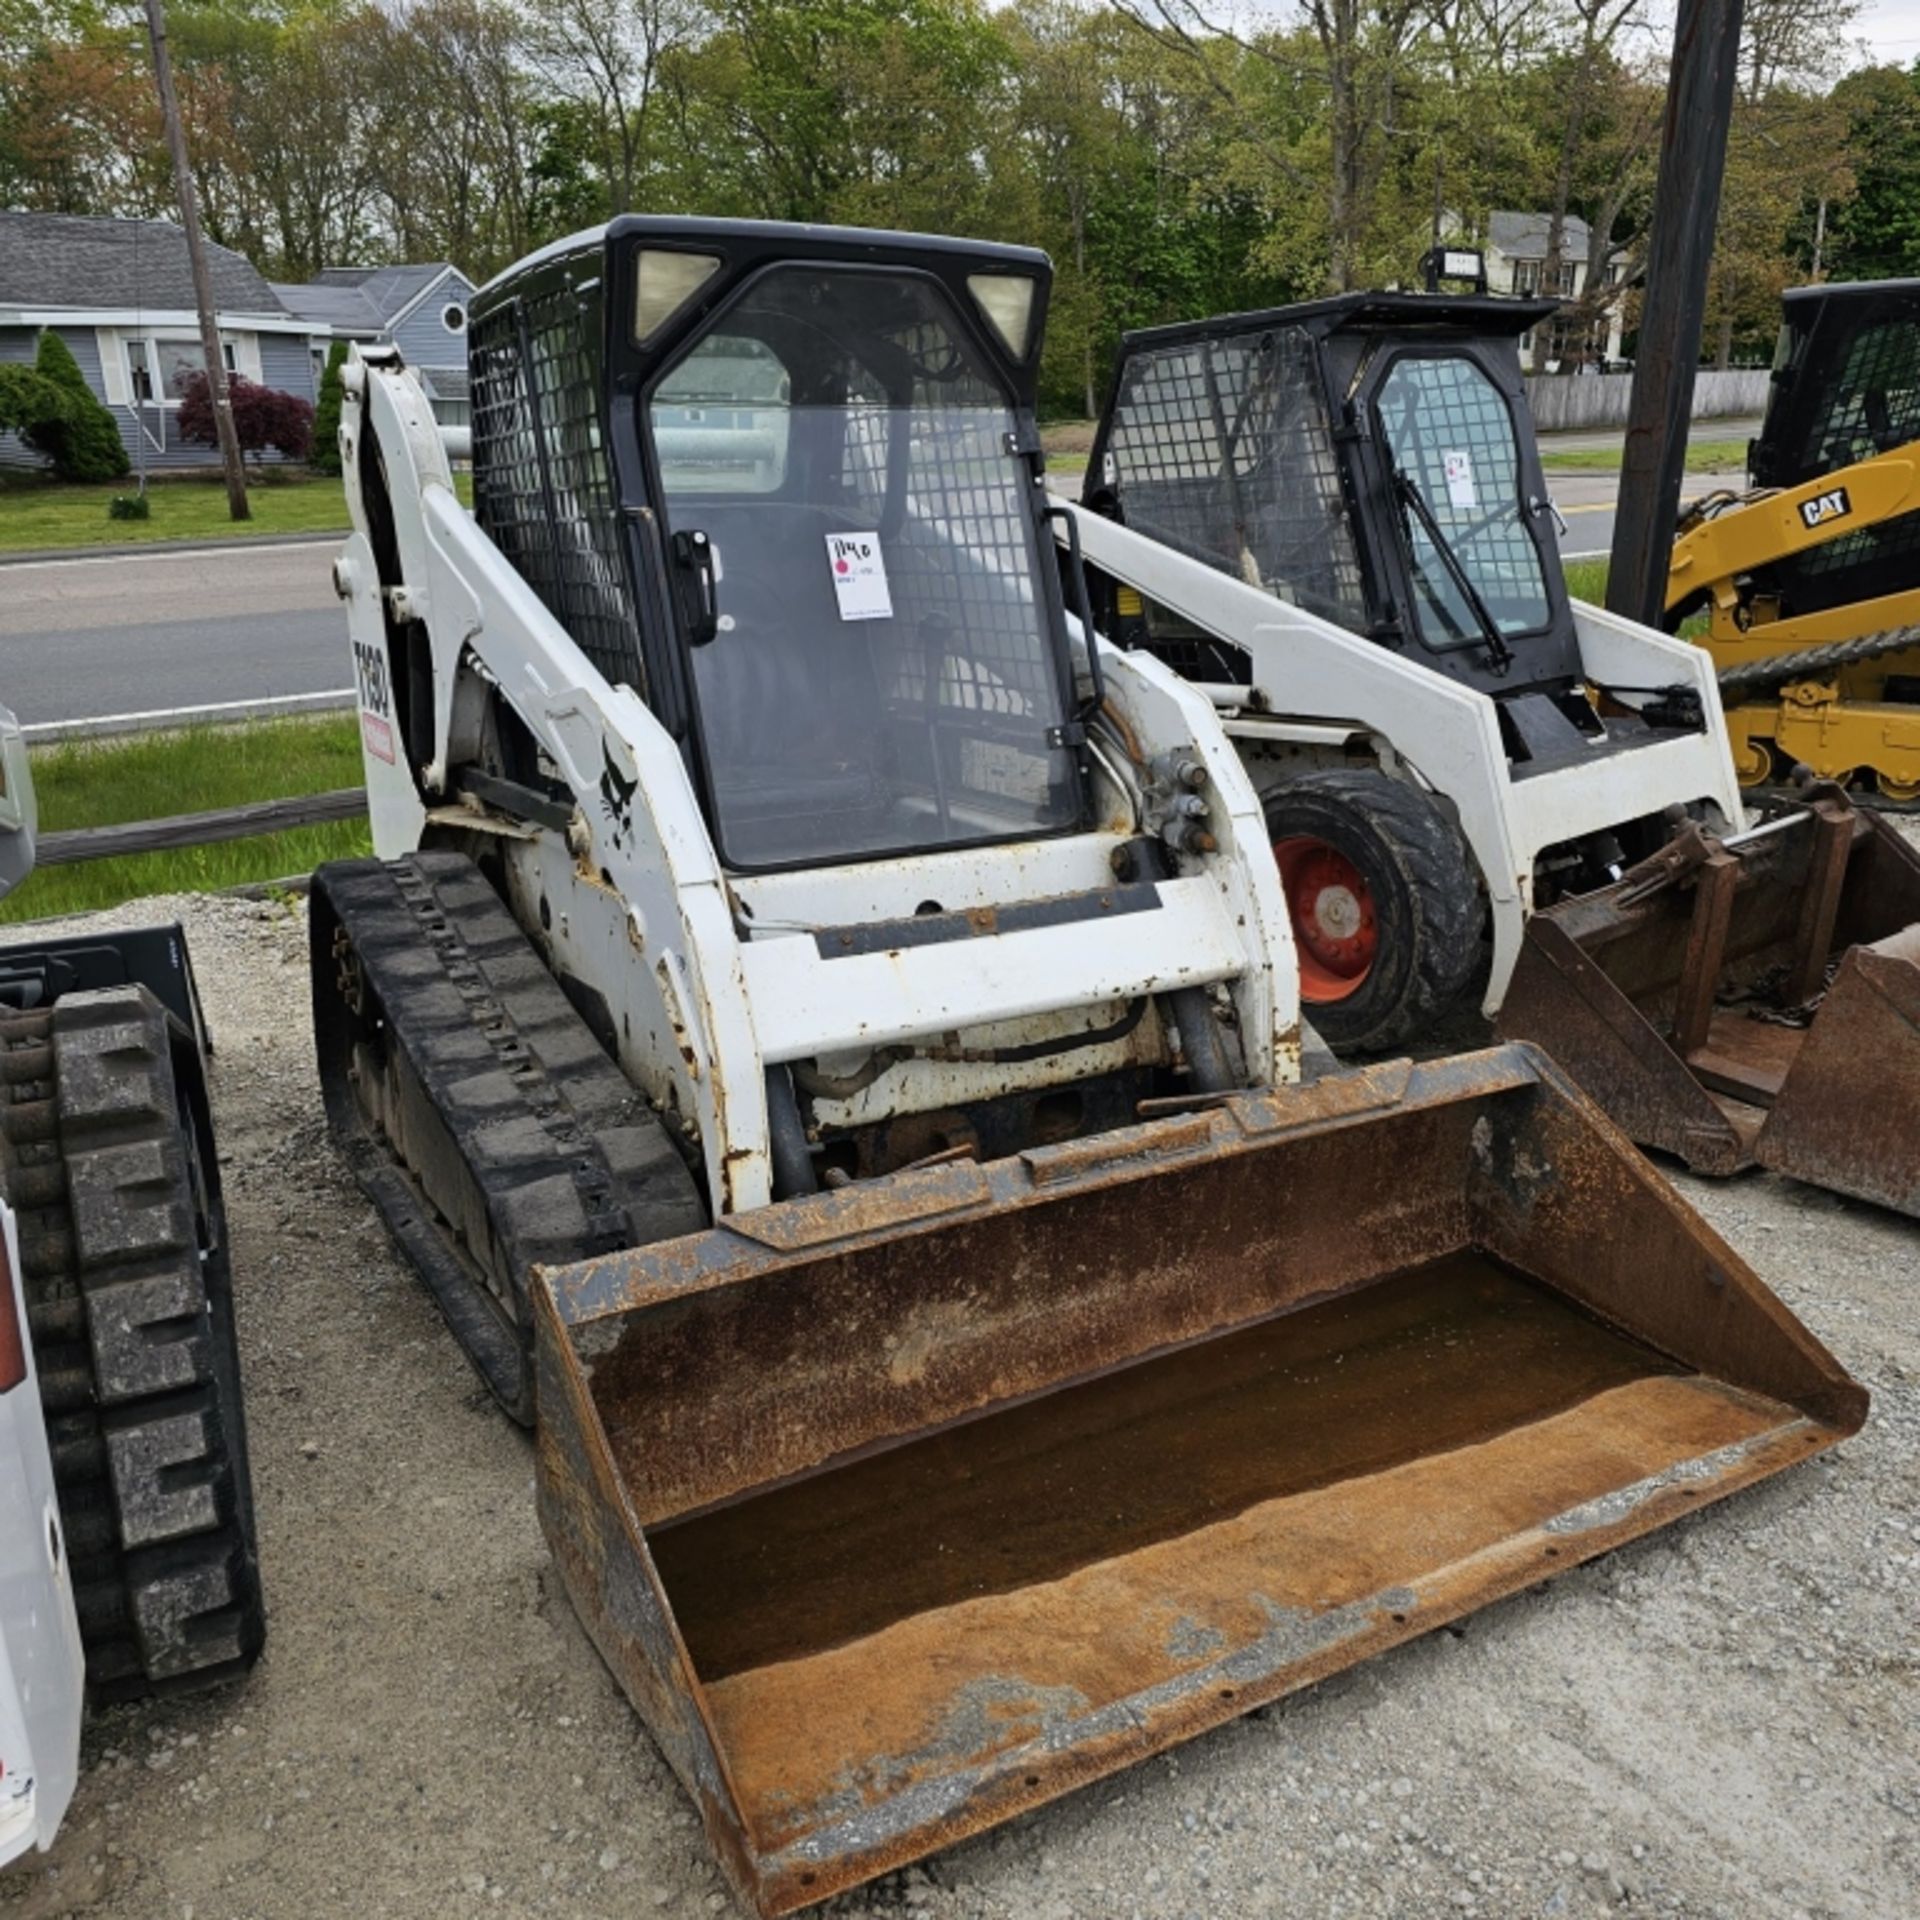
{"left": 310, "top": 339, "right": 349, "bottom": 475}
{"left": 20, "top": 328, "right": 128, "bottom": 481}
{"left": 0, "top": 361, "right": 75, "bottom": 438}
{"left": 1827, "top": 64, "right": 1920, "bottom": 280}
{"left": 0, "top": 0, "right": 1876, "bottom": 397}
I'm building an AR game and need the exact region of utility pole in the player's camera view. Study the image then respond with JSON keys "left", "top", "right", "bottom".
{"left": 1605, "top": 0, "right": 1745, "bottom": 628}
{"left": 142, "top": 0, "right": 249, "bottom": 520}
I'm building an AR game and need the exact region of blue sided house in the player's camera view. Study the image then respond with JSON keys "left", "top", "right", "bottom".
{"left": 0, "top": 210, "right": 472, "bottom": 472}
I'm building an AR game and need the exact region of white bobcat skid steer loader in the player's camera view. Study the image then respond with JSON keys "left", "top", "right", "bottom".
{"left": 316, "top": 219, "right": 1862, "bottom": 1916}
{"left": 1074, "top": 293, "right": 1746, "bottom": 1051}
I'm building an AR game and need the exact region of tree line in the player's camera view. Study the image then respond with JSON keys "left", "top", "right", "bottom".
{"left": 1, "top": 0, "right": 1911, "bottom": 414}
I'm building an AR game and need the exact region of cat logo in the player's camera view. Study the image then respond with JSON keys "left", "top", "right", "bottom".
{"left": 1799, "top": 487, "right": 1852, "bottom": 530}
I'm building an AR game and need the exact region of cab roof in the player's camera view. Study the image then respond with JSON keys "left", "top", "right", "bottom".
{"left": 1116, "top": 289, "right": 1561, "bottom": 353}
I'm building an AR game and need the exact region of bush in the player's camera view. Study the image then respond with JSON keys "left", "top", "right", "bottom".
{"left": 0, "top": 363, "right": 73, "bottom": 439}
{"left": 310, "top": 339, "right": 348, "bottom": 475}
{"left": 108, "top": 493, "right": 151, "bottom": 521}
{"left": 178, "top": 370, "right": 315, "bottom": 465}
{"left": 15, "top": 331, "right": 128, "bottom": 482}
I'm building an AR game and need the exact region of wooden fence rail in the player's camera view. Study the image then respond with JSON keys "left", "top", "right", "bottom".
{"left": 37, "top": 788, "right": 368, "bottom": 868}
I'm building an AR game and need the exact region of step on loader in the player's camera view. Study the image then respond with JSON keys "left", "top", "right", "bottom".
{"left": 1668, "top": 279, "right": 1920, "bottom": 801}
{"left": 314, "top": 219, "right": 1865, "bottom": 1915}
{"left": 1072, "top": 293, "right": 1920, "bottom": 1215}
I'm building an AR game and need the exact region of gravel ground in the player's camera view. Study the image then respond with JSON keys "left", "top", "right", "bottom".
{"left": 1, "top": 891, "right": 1915, "bottom": 1920}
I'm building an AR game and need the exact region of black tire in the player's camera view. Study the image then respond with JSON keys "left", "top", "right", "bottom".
{"left": 1262, "top": 767, "right": 1482, "bottom": 1054}
{"left": 0, "top": 985, "right": 264, "bottom": 1700}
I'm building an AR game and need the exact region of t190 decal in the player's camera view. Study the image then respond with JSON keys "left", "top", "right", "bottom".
{"left": 354, "top": 638, "right": 397, "bottom": 765}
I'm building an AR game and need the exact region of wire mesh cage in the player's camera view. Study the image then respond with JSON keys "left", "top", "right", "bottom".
{"left": 1779, "top": 312, "right": 1920, "bottom": 614}
{"left": 1099, "top": 326, "right": 1368, "bottom": 632}
{"left": 470, "top": 277, "right": 646, "bottom": 694}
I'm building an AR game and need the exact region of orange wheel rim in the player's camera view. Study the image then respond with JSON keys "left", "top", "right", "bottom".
{"left": 1274, "top": 836, "right": 1378, "bottom": 1003}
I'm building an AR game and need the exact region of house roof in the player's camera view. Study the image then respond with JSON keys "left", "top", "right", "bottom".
{"left": 1489, "top": 210, "right": 1594, "bottom": 261}
{"left": 0, "top": 211, "right": 287, "bottom": 315}
{"left": 271, "top": 263, "right": 469, "bottom": 334}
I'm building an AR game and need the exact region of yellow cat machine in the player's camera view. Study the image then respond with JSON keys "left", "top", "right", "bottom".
{"left": 1667, "top": 279, "right": 1920, "bottom": 801}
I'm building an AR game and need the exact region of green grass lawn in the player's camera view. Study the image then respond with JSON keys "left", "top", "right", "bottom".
{"left": 0, "top": 470, "right": 474, "bottom": 553}
{"left": 1, "top": 715, "right": 371, "bottom": 924}
{"left": 1563, "top": 557, "right": 1608, "bottom": 602}
{"left": 1540, "top": 438, "right": 1749, "bottom": 475}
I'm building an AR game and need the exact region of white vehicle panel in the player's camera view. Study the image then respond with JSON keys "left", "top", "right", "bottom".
{"left": 0, "top": 1200, "right": 84, "bottom": 1868}
{"left": 742, "top": 874, "right": 1251, "bottom": 1065}
{"left": 1061, "top": 503, "right": 1747, "bottom": 1014}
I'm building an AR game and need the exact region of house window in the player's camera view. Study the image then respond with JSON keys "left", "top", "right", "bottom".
{"left": 1512, "top": 258, "right": 1577, "bottom": 298}
{"left": 442, "top": 303, "right": 467, "bottom": 335}
{"left": 125, "top": 334, "right": 237, "bottom": 405}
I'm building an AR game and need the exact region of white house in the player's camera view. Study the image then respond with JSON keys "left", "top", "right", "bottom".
{"left": 1484, "top": 211, "right": 1628, "bottom": 368}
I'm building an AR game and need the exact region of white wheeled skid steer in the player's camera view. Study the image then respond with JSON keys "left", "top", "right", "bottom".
{"left": 1074, "top": 291, "right": 1747, "bottom": 1051}
{"left": 315, "top": 218, "right": 1864, "bottom": 1917}
{"left": 1074, "top": 293, "right": 1920, "bottom": 1211}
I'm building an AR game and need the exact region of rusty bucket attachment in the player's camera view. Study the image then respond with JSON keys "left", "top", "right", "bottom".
{"left": 533, "top": 1045, "right": 1863, "bottom": 1916}
{"left": 1498, "top": 788, "right": 1920, "bottom": 1214}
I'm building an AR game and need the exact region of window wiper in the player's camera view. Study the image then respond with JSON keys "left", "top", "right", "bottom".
{"left": 1390, "top": 466, "right": 1515, "bottom": 675}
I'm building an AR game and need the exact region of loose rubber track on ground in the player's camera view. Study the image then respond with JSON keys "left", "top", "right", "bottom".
{"left": 0, "top": 987, "right": 264, "bottom": 1700}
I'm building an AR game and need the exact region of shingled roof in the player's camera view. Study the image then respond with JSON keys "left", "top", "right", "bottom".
{"left": 1488, "top": 210, "right": 1595, "bottom": 261}
{"left": 0, "top": 211, "right": 286, "bottom": 315}
{"left": 271, "top": 264, "right": 461, "bottom": 334}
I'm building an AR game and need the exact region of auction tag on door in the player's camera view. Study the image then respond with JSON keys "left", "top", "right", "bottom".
{"left": 825, "top": 532, "right": 893, "bottom": 621}
{"left": 1443, "top": 450, "right": 1477, "bottom": 509}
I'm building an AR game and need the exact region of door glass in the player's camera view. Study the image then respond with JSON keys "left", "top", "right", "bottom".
{"left": 648, "top": 267, "right": 1080, "bottom": 869}
{"left": 654, "top": 337, "right": 790, "bottom": 492}
{"left": 1374, "top": 355, "right": 1550, "bottom": 649}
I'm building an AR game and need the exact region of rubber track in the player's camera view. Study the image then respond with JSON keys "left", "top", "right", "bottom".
{"left": 0, "top": 987, "right": 264, "bottom": 1700}
{"left": 1715, "top": 623, "right": 1920, "bottom": 700}
{"left": 310, "top": 852, "right": 706, "bottom": 1424}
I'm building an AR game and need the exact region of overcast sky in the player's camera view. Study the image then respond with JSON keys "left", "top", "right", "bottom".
{"left": 1854, "top": 1, "right": 1920, "bottom": 61}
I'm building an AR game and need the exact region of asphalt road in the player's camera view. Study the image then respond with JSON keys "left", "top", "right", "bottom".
{"left": 0, "top": 420, "right": 1758, "bottom": 728}
{"left": 1551, "top": 469, "right": 1627, "bottom": 560}
{"left": 0, "top": 538, "right": 346, "bottom": 727}
{"left": 1546, "top": 413, "right": 1762, "bottom": 563}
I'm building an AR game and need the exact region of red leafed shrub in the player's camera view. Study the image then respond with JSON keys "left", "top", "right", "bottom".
{"left": 177, "top": 370, "right": 315, "bottom": 463}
